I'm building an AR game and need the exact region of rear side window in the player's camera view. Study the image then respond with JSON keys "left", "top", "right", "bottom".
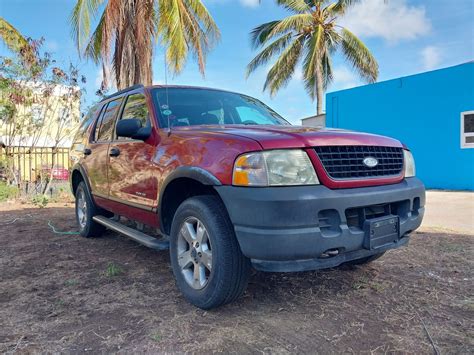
{"left": 120, "top": 93, "right": 150, "bottom": 127}
{"left": 94, "top": 99, "right": 122, "bottom": 142}
{"left": 73, "top": 104, "right": 101, "bottom": 144}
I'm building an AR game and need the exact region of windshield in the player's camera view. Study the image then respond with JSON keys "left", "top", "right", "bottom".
{"left": 152, "top": 88, "right": 289, "bottom": 128}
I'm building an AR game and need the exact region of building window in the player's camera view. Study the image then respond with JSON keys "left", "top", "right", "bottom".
{"left": 461, "top": 111, "right": 474, "bottom": 149}
{"left": 58, "top": 107, "right": 71, "bottom": 126}
{"left": 31, "top": 104, "right": 43, "bottom": 124}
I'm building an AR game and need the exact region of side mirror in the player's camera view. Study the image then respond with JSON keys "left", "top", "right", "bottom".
{"left": 116, "top": 118, "right": 150, "bottom": 140}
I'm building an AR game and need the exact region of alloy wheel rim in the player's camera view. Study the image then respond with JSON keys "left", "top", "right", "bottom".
{"left": 77, "top": 189, "right": 88, "bottom": 229}
{"left": 177, "top": 216, "right": 213, "bottom": 290}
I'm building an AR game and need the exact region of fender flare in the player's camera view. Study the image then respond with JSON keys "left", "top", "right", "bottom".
{"left": 157, "top": 166, "right": 222, "bottom": 225}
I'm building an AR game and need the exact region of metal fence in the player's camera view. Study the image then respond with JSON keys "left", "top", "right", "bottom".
{"left": 0, "top": 146, "right": 70, "bottom": 194}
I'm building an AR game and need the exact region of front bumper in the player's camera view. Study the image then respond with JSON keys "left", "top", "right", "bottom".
{"left": 215, "top": 177, "right": 425, "bottom": 272}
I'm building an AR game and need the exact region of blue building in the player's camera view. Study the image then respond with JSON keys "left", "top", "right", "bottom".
{"left": 326, "top": 62, "right": 474, "bottom": 191}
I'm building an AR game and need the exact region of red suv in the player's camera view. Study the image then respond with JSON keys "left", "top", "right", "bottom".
{"left": 70, "top": 84, "right": 425, "bottom": 309}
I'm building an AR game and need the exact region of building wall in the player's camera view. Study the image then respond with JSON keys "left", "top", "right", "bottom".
{"left": 0, "top": 84, "right": 80, "bottom": 148}
{"left": 301, "top": 114, "right": 326, "bottom": 127}
{"left": 326, "top": 62, "right": 474, "bottom": 190}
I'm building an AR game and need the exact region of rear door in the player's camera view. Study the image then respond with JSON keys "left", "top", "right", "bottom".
{"left": 84, "top": 98, "right": 123, "bottom": 197}
{"left": 107, "top": 92, "right": 158, "bottom": 209}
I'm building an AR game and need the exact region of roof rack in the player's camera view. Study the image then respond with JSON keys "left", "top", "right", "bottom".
{"left": 100, "top": 84, "right": 144, "bottom": 102}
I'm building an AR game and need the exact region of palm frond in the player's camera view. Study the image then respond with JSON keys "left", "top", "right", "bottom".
{"left": 326, "top": 0, "right": 360, "bottom": 15}
{"left": 70, "top": 0, "right": 104, "bottom": 53}
{"left": 264, "top": 35, "right": 306, "bottom": 96}
{"left": 302, "top": 24, "right": 323, "bottom": 95}
{"left": 84, "top": 12, "right": 106, "bottom": 63}
{"left": 158, "top": 0, "right": 219, "bottom": 75}
{"left": 158, "top": 0, "right": 188, "bottom": 74}
{"left": 246, "top": 33, "right": 294, "bottom": 77}
{"left": 0, "top": 17, "right": 29, "bottom": 53}
{"left": 250, "top": 21, "right": 281, "bottom": 49}
{"left": 341, "top": 27, "right": 378, "bottom": 83}
{"left": 275, "top": 0, "right": 312, "bottom": 13}
{"left": 250, "top": 13, "right": 311, "bottom": 50}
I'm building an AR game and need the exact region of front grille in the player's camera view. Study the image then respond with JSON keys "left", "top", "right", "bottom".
{"left": 314, "top": 146, "right": 404, "bottom": 179}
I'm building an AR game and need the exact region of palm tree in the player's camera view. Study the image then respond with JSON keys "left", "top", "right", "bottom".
{"left": 0, "top": 17, "right": 31, "bottom": 57}
{"left": 247, "top": 0, "right": 378, "bottom": 115}
{"left": 71, "top": 0, "right": 220, "bottom": 90}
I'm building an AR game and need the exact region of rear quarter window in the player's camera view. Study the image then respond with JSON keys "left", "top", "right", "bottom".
{"left": 71, "top": 104, "right": 102, "bottom": 150}
{"left": 94, "top": 99, "right": 123, "bottom": 142}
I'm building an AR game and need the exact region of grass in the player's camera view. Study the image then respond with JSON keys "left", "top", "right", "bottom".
{"left": 64, "top": 279, "right": 78, "bottom": 287}
{"left": 149, "top": 332, "right": 162, "bottom": 342}
{"left": 105, "top": 262, "right": 123, "bottom": 277}
{"left": 0, "top": 182, "right": 18, "bottom": 202}
{"left": 352, "top": 276, "right": 386, "bottom": 292}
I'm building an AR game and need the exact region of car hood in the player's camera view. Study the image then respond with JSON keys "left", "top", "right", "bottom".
{"left": 174, "top": 125, "right": 403, "bottom": 150}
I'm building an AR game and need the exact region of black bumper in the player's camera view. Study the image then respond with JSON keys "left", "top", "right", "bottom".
{"left": 215, "top": 178, "right": 425, "bottom": 272}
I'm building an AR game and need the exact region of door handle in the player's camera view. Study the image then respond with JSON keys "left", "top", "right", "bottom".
{"left": 109, "top": 147, "right": 120, "bottom": 157}
{"left": 83, "top": 148, "right": 92, "bottom": 156}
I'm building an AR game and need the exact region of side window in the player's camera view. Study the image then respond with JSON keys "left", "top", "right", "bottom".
{"left": 73, "top": 105, "right": 102, "bottom": 151}
{"left": 461, "top": 111, "right": 474, "bottom": 149}
{"left": 120, "top": 93, "right": 150, "bottom": 127}
{"left": 94, "top": 99, "right": 122, "bottom": 142}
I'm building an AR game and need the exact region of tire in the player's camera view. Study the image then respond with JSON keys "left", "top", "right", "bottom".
{"left": 169, "top": 195, "right": 251, "bottom": 310}
{"left": 75, "top": 181, "right": 106, "bottom": 238}
{"left": 344, "top": 252, "right": 386, "bottom": 266}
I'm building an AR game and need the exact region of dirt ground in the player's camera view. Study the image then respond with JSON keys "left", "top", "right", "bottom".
{"left": 0, "top": 202, "right": 472, "bottom": 354}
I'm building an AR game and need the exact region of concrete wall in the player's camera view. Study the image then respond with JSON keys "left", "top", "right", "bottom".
{"left": 301, "top": 114, "right": 326, "bottom": 127}
{"left": 326, "top": 62, "right": 474, "bottom": 190}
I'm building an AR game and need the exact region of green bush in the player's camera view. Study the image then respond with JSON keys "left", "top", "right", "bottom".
{"left": 0, "top": 182, "right": 18, "bottom": 202}
{"left": 31, "top": 195, "right": 49, "bottom": 208}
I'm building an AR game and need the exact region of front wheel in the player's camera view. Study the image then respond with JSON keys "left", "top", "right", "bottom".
{"left": 169, "top": 195, "right": 251, "bottom": 309}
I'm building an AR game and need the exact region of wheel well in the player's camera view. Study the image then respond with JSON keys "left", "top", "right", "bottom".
{"left": 160, "top": 178, "right": 219, "bottom": 235}
{"left": 71, "top": 170, "right": 84, "bottom": 196}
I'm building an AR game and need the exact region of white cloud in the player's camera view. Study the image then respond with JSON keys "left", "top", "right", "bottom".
{"left": 340, "top": 0, "right": 431, "bottom": 43}
{"left": 421, "top": 46, "right": 442, "bottom": 70}
{"left": 331, "top": 66, "right": 359, "bottom": 90}
{"left": 240, "top": 0, "right": 259, "bottom": 8}
{"left": 293, "top": 67, "right": 304, "bottom": 81}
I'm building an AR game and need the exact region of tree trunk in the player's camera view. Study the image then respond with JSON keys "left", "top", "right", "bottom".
{"left": 315, "top": 63, "right": 324, "bottom": 115}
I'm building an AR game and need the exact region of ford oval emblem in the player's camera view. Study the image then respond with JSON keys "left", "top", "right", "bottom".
{"left": 363, "top": 156, "right": 378, "bottom": 168}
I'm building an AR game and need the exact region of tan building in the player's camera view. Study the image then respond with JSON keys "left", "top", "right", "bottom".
{"left": 0, "top": 82, "right": 80, "bottom": 182}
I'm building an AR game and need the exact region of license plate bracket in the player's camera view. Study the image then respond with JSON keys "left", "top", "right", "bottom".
{"left": 363, "top": 215, "right": 400, "bottom": 250}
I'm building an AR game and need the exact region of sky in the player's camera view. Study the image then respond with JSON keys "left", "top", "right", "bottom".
{"left": 0, "top": 0, "right": 473, "bottom": 124}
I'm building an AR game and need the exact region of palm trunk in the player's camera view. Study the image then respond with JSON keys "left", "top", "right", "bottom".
{"left": 315, "top": 63, "right": 324, "bottom": 115}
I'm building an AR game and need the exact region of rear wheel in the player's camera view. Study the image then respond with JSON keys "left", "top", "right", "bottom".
{"left": 169, "top": 195, "right": 251, "bottom": 309}
{"left": 344, "top": 252, "right": 386, "bottom": 266}
{"left": 75, "top": 181, "right": 106, "bottom": 238}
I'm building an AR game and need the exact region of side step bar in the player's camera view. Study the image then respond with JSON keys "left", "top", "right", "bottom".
{"left": 93, "top": 216, "right": 169, "bottom": 250}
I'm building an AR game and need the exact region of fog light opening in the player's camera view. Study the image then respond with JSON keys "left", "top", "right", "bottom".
{"left": 319, "top": 248, "right": 340, "bottom": 259}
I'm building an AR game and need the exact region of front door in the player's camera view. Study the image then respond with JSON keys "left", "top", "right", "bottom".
{"left": 84, "top": 98, "right": 123, "bottom": 197}
{"left": 107, "top": 93, "right": 158, "bottom": 209}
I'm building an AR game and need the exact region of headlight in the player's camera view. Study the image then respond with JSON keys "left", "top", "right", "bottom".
{"left": 403, "top": 149, "right": 416, "bottom": 177}
{"left": 233, "top": 149, "right": 319, "bottom": 186}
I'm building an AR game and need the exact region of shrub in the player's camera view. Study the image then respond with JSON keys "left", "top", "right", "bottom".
{"left": 31, "top": 194, "right": 49, "bottom": 208}
{"left": 0, "top": 182, "right": 19, "bottom": 202}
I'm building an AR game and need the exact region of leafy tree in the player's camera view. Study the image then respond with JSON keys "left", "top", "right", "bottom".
{"left": 71, "top": 0, "right": 220, "bottom": 89}
{"left": 247, "top": 0, "right": 378, "bottom": 115}
{"left": 0, "top": 39, "right": 85, "bottom": 194}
